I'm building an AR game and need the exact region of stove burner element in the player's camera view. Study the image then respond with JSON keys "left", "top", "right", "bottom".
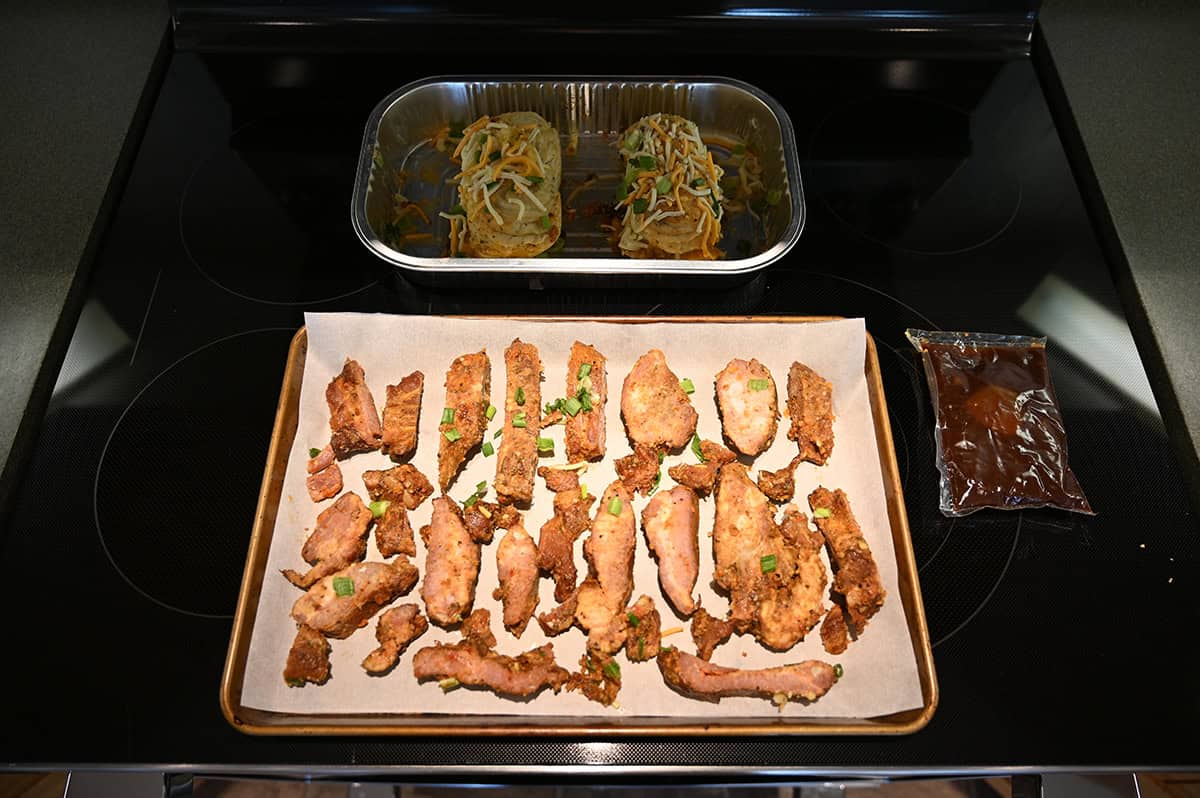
{"left": 808, "top": 95, "right": 1021, "bottom": 255}
{"left": 94, "top": 329, "right": 296, "bottom": 617}
{"left": 179, "top": 114, "right": 376, "bottom": 305}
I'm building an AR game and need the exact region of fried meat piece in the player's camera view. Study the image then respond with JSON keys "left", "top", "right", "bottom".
{"left": 282, "top": 492, "right": 373, "bottom": 589}
{"left": 381, "top": 370, "right": 423, "bottom": 461}
{"left": 624, "top": 595, "right": 662, "bottom": 662}
{"left": 757, "top": 458, "right": 797, "bottom": 503}
{"left": 536, "top": 591, "right": 578, "bottom": 636}
{"left": 437, "top": 351, "right": 491, "bottom": 490}
{"left": 412, "top": 609, "right": 569, "bottom": 698}
{"left": 574, "top": 480, "right": 636, "bottom": 654}
{"left": 538, "top": 465, "right": 581, "bottom": 494}
{"left": 462, "top": 500, "right": 497, "bottom": 544}
{"left": 326, "top": 358, "right": 382, "bottom": 458}
{"left": 535, "top": 467, "right": 595, "bottom": 602}
{"left": 787, "top": 361, "right": 834, "bottom": 465}
{"left": 362, "top": 604, "right": 429, "bottom": 674}
{"left": 715, "top": 358, "right": 779, "bottom": 456}
{"left": 420, "top": 497, "right": 482, "bottom": 626}
{"left": 362, "top": 464, "right": 434, "bottom": 510}
{"left": 658, "top": 648, "right": 837, "bottom": 704}
{"left": 494, "top": 518, "right": 539, "bottom": 636}
{"left": 820, "top": 603, "right": 850, "bottom": 655}
{"left": 567, "top": 653, "right": 622, "bottom": 706}
{"left": 641, "top": 485, "right": 700, "bottom": 616}
{"left": 305, "top": 461, "right": 343, "bottom": 502}
{"left": 621, "top": 349, "right": 698, "bottom": 450}
{"left": 614, "top": 443, "right": 660, "bottom": 495}
{"left": 373, "top": 502, "right": 415, "bottom": 558}
{"left": 809, "top": 487, "right": 885, "bottom": 634}
{"left": 565, "top": 341, "right": 607, "bottom": 462}
{"left": 283, "top": 625, "right": 331, "bottom": 687}
{"left": 667, "top": 439, "right": 737, "bottom": 497}
{"left": 495, "top": 339, "right": 542, "bottom": 505}
{"left": 306, "top": 444, "right": 336, "bottom": 474}
{"left": 690, "top": 608, "right": 734, "bottom": 661}
{"left": 290, "top": 559, "right": 418, "bottom": 639}
{"left": 713, "top": 465, "right": 826, "bottom": 650}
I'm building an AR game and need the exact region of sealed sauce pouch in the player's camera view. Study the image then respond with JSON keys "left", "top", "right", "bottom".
{"left": 905, "top": 329, "right": 1093, "bottom": 517}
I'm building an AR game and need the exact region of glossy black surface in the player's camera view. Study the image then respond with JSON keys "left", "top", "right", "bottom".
{"left": 1, "top": 47, "right": 1197, "bottom": 772}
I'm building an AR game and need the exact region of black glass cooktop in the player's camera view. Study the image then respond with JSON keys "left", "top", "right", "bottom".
{"left": 2, "top": 46, "right": 1197, "bottom": 774}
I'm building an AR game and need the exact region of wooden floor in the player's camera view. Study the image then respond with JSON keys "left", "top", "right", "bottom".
{"left": 0, "top": 773, "right": 1195, "bottom": 798}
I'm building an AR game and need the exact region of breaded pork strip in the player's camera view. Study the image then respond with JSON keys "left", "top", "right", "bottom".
{"left": 494, "top": 517, "right": 539, "bottom": 636}
{"left": 282, "top": 492, "right": 372, "bottom": 589}
{"left": 658, "top": 648, "right": 837, "bottom": 704}
{"left": 495, "top": 339, "right": 541, "bottom": 505}
{"left": 420, "top": 496, "right": 482, "bottom": 627}
{"left": 641, "top": 485, "right": 700, "bottom": 617}
{"left": 621, "top": 349, "right": 698, "bottom": 451}
{"left": 381, "top": 370, "right": 423, "bottom": 461}
{"left": 437, "top": 351, "right": 490, "bottom": 491}
{"left": 809, "top": 487, "right": 885, "bottom": 642}
{"left": 290, "top": 559, "right": 418, "bottom": 639}
{"left": 787, "top": 361, "right": 834, "bottom": 465}
{"left": 362, "top": 604, "right": 428, "bottom": 675}
{"left": 565, "top": 341, "right": 607, "bottom": 462}
{"left": 326, "top": 358, "right": 382, "bottom": 458}
{"left": 715, "top": 358, "right": 779, "bottom": 456}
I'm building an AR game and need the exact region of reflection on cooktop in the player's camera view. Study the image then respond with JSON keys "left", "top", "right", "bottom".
{"left": 809, "top": 94, "right": 1021, "bottom": 255}
{"left": 179, "top": 113, "right": 376, "bottom": 305}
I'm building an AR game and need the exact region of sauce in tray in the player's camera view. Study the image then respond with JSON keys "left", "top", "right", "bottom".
{"left": 907, "top": 330, "right": 1093, "bottom": 516}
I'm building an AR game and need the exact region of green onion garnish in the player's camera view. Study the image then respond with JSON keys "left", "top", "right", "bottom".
{"left": 372, "top": 150, "right": 385, "bottom": 170}
{"left": 615, "top": 181, "right": 629, "bottom": 202}
{"left": 648, "top": 471, "right": 661, "bottom": 495}
{"left": 308, "top": 447, "right": 321, "bottom": 459}
{"left": 286, "top": 677, "right": 305, "bottom": 687}
{"left": 691, "top": 433, "right": 706, "bottom": 463}
{"left": 369, "top": 500, "right": 390, "bottom": 518}
{"left": 656, "top": 176, "right": 672, "bottom": 194}
{"left": 632, "top": 198, "right": 649, "bottom": 214}
{"left": 482, "top": 441, "right": 494, "bottom": 457}
{"left": 537, "top": 437, "right": 554, "bottom": 453}
{"left": 814, "top": 507, "right": 832, "bottom": 518}
{"left": 512, "top": 412, "right": 527, "bottom": 429}
{"left": 638, "top": 637, "right": 645, "bottom": 659}
{"left": 563, "top": 397, "right": 582, "bottom": 416}
{"left": 439, "top": 677, "right": 460, "bottom": 691}
{"left": 443, "top": 427, "right": 462, "bottom": 442}
{"left": 607, "top": 496, "right": 622, "bottom": 516}
{"left": 476, "top": 480, "right": 487, "bottom": 493}
{"left": 463, "top": 494, "right": 478, "bottom": 508}
{"left": 833, "top": 664, "right": 844, "bottom": 678}
{"left": 760, "top": 554, "right": 777, "bottom": 574}
{"left": 580, "top": 483, "right": 588, "bottom": 500}
{"left": 332, "top": 576, "right": 354, "bottom": 597}
{"left": 625, "top": 132, "right": 641, "bottom": 150}
{"left": 515, "top": 386, "right": 525, "bottom": 405}
{"left": 488, "top": 151, "right": 501, "bottom": 161}
{"left": 577, "top": 375, "right": 592, "bottom": 392}
{"left": 527, "top": 175, "right": 544, "bottom": 184}
{"left": 441, "top": 407, "right": 455, "bottom": 425}
{"left": 679, "top": 377, "right": 695, "bottom": 394}
{"left": 486, "top": 180, "right": 499, "bottom": 190}
{"left": 493, "top": 429, "right": 503, "bottom": 439}
{"left": 657, "top": 450, "right": 665, "bottom": 463}
{"left": 637, "top": 155, "right": 656, "bottom": 170}
{"left": 539, "top": 214, "right": 551, "bottom": 230}
{"left": 748, "top": 378, "right": 770, "bottom": 391}
{"left": 627, "top": 611, "right": 640, "bottom": 628}
{"left": 578, "top": 363, "right": 593, "bottom": 379}
{"left": 578, "top": 392, "right": 593, "bottom": 412}
{"left": 448, "top": 204, "right": 465, "bottom": 216}
{"left": 766, "top": 188, "right": 782, "bottom": 206}
{"left": 485, "top": 404, "right": 497, "bottom": 420}
{"left": 692, "top": 178, "right": 706, "bottom": 188}
{"left": 603, "top": 660, "right": 621, "bottom": 680}
{"left": 733, "top": 143, "right": 746, "bottom": 154}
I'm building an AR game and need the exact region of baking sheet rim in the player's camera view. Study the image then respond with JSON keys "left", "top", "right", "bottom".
{"left": 220, "top": 316, "right": 938, "bottom": 736}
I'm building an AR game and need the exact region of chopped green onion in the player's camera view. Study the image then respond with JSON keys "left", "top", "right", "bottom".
{"left": 691, "top": 433, "right": 706, "bottom": 463}
{"left": 632, "top": 198, "right": 649, "bottom": 214}
{"left": 834, "top": 664, "right": 844, "bottom": 679}
{"left": 486, "top": 180, "right": 499, "bottom": 190}
{"left": 515, "top": 386, "right": 526, "bottom": 405}
{"left": 448, "top": 204, "right": 465, "bottom": 216}
{"left": 372, "top": 150, "right": 385, "bottom": 170}
{"left": 578, "top": 375, "right": 592, "bottom": 391}
{"left": 544, "top": 400, "right": 559, "bottom": 415}
{"left": 637, "top": 155, "right": 656, "bottom": 170}
{"left": 539, "top": 214, "right": 551, "bottom": 230}
{"left": 493, "top": 429, "right": 503, "bottom": 439}
{"left": 512, "top": 412, "right": 527, "bottom": 429}
{"left": 679, "top": 377, "right": 695, "bottom": 394}
{"left": 603, "top": 660, "right": 621, "bottom": 680}
{"left": 578, "top": 391, "right": 593, "bottom": 412}
{"left": 748, "top": 378, "right": 770, "bottom": 391}
{"left": 638, "top": 637, "right": 645, "bottom": 659}
{"left": 482, "top": 441, "right": 495, "bottom": 457}
{"left": 579, "top": 483, "right": 589, "bottom": 500}
{"left": 332, "top": 576, "right": 354, "bottom": 597}
{"left": 563, "top": 396, "right": 582, "bottom": 416}
{"left": 656, "top": 176, "right": 672, "bottom": 194}
{"left": 760, "top": 554, "right": 777, "bottom": 574}
{"left": 691, "top": 178, "right": 706, "bottom": 188}
{"left": 624, "top": 132, "right": 641, "bottom": 150}
{"left": 441, "top": 407, "right": 455, "bottom": 425}
{"left": 733, "top": 143, "right": 747, "bottom": 154}
{"left": 488, "top": 150, "right": 501, "bottom": 162}
{"left": 766, "top": 188, "right": 783, "bottom": 206}
{"left": 439, "top": 677, "right": 460, "bottom": 691}
{"left": 627, "top": 611, "right": 641, "bottom": 628}
{"left": 661, "top": 645, "right": 673, "bottom": 653}
{"left": 657, "top": 450, "right": 665, "bottom": 463}
{"left": 527, "top": 175, "right": 544, "bottom": 184}
{"left": 577, "top": 362, "right": 593, "bottom": 379}
{"left": 607, "top": 496, "right": 622, "bottom": 516}
{"left": 537, "top": 437, "right": 555, "bottom": 453}
{"left": 476, "top": 480, "right": 488, "bottom": 493}
{"left": 286, "top": 677, "right": 306, "bottom": 687}
{"left": 814, "top": 507, "right": 832, "bottom": 518}
{"left": 709, "top": 195, "right": 721, "bottom": 217}
{"left": 443, "top": 427, "right": 462, "bottom": 442}
{"left": 648, "top": 470, "right": 661, "bottom": 496}
{"left": 463, "top": 494, "right": 478, "bottom": 508}
{"left": 485, "top": 404, "right": 497, "bottom": 420}
{"left": 308, "top": 447, "right": 321, "bottom": 459}
{"left": 615, "top": 181, "right": 629, "bottom": 201}
{"left": 369, "top": 500, "right": 390, "bottom": 518}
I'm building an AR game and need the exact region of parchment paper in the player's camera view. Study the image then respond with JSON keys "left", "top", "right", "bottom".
{"left": 240, "top": 314, "right": 925, "bottom": 719}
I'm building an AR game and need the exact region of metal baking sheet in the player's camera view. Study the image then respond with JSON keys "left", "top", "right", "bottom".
{"left": 352, "top": 77, "right": 804, "bottom": 275}
{"left": 221, "top": 317, "right": 937, "bottom": 736}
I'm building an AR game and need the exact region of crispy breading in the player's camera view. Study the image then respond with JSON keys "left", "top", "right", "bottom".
{"left": 565, "top": 342, "right": 607, "bottom": 462}
{"left": 381, "top": 370, "right": 423, "bottom": 461}
{"left": 326, "top": 358, "right": 382, "bottom": 458}
{"left": 715, "top": 358, "right": 779, "bottom": 456}
{"left": 641, "top": 485, "right": 700, "bottom": 616}
{"left": 362, "top": 604, "right": 428, "bottom": 674}
{"left": 283, "top": 625, "right": 330, "bottom": 687}
{"left": 809, "top": 487, "right": 885, "bottom": 635}
{"left": 420, "top": 497, "right": 481, "bottom": 627}
{"left": 787, "top": 361, "right": 834, "bottom": 465}
{"left": 621, "top": 349, "right": 698, "bottom": 450}
{"left": 290, "top": 559, "right": 418, "bottom": 639}
{"left": 282, "top": 492, "right": 372, "bottom": 589}
{"left": 437, "top": 351, "right": 490, "bottom": 490}
{"left": 658, "top": 648, "right": 837, "bottom": 704}
{"left": 495, "top": 339, "right": 541, "bottom": 505}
